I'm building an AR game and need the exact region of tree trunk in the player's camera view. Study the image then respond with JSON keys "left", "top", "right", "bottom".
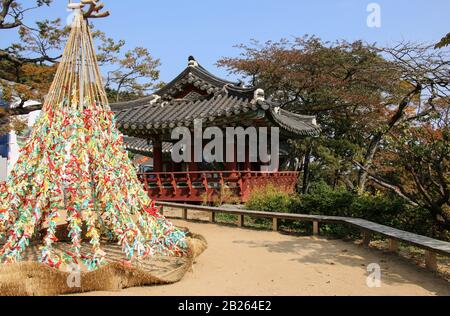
{"left": 431, "top": 203, "right": 450, "bottom": 238}
{"left": 116, "top": 83, "right": 123, "bottom": 103}
{"left": 302, "top": 144, "right": 312, "bottom": 194}
{"left": 357, "top": 135, "right": 381, "bottom": 194}
{"left": 356, "top": 87, "right": 419, "bottom": 194}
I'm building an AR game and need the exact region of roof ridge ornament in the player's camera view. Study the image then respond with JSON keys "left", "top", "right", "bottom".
{"left": 150, "top": 95, "right": 161, "bottom": 105}
{"left": 253, "top": 88, "right": 265, "bottom": 102}
{"left": 220, "top": 84, "right": 233, "bottom": 96}
{"left": 188, "top": 55, "right": 199, "bottom": 67}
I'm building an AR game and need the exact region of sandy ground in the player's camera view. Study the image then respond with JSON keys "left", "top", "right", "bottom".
{"left": 79, "top": 218, "right": 450, "bottom": 296}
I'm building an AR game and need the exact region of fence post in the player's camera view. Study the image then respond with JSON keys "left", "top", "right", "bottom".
{"left": 182, "top": 208, "right": 188, "bottom": 220}
{"left": 362, "top": 230, "right": 372, "bottom": 246}
{"left": 388, "top": 239, "right": 398, "bottom": 253}
{"left": 209, "top": 212, "right": 215, "bottom": 223}
{"left": 313, "top": 221, "right": 319, "bottom": 236}
{"left": 425, "top": 251, "right": 438, "bottom": 272}
{"left": 237, "top": 215, "right": 244, "bottom": 227}
{"left": 272, "top": 218, "right": 279, "bottom": 232}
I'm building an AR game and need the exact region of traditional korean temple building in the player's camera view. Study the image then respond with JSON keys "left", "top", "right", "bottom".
{"left": 113, "top": 57, "right": 320, "bottom": 203}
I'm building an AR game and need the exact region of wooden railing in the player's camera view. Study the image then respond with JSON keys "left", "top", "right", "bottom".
{"left": 156, "top": 201, "right": 450, "bottom": 272}
{"left": 138, "top": 171, "right": 299, "bottom": 202}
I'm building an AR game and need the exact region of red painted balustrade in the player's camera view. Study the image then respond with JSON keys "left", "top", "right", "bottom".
{"left": 137, "top": 171, "right": 300, "bottom": 203}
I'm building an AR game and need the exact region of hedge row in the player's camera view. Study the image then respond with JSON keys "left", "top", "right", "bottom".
{"left": 245, "top": 182, "right": 439, "bottom": 240}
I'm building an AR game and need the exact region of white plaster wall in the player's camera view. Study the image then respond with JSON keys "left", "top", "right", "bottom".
{"left": 6, "top": 109, "right": 41, "bottom": 174}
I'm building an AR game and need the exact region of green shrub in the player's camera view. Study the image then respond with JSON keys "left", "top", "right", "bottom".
{"left": 245, "top": 185, "right": 299, "bottom": 227}
{"left": 291, "top": 182, "right": 355, "bottom": 216}
{"left": 215, "top": 213, "right": 237, "bottom": 224}
{"left": 244, "top": 182, "right": 440, "bottom": 241}
{"left": 245, "top": 184, "right": 297, "bottom": 213}
{"left": 292, "top": 182, "right": 436, "bottom": 239}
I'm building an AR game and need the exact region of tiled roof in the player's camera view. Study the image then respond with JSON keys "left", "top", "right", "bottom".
{"left": 123, "top": 136, "right": 173, "bottom": 155}
{"left": 116, "top": 94, "right": 266, "bottom": 130}
{"left": 153, "top": 58, "right": 255, "bottom": 101}
{"left": 116, "top": 95, "right": 320, "bottom": 136}
{"left": 110, "top": 95, "right": 158, "bottom": 112}
{"left": 270, "top": 107, "right": 321, "bottom": 136}
{"left": 113, "top": 57, "right": 320, "bottom": 138}
{"left": 111, "top": 56, "right": 255, "bottom": 113}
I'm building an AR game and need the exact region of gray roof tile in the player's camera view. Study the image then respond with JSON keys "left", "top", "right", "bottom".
{"left": 113, "top": 57, "right": 321, "bottom": 138}
{"left": 123, "top": 136, "right": 173, "bottom": 155}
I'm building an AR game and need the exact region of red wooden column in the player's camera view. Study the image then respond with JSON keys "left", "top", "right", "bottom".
{"left": 152, "top": 136, "right": 163, "bottom": 172}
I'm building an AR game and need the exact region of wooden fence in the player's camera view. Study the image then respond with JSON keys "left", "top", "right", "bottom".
{"left": 156, "top": 201, "right": 450, "bottom": 272}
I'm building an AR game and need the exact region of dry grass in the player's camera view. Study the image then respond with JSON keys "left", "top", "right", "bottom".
{"left": 0, "top": 229, "right": 207, "bottom": 296}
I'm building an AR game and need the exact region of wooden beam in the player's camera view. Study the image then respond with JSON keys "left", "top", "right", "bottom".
{"left": 313, "top": 221, "right": 319, "bottom": 236}
{"left": 425, "top": 251, "right": 438, "bottom": 272}
{"left": 237, "top": 214, "right": 244, "bottom": 227}
{"left": 388, "top": 239, "right": 399, "bottom": 253}
{"left": 272, "top": 218, "right": 279, "bottom": 232}
{"left": 182, "top": 208, "right": 188, "bottom": 220}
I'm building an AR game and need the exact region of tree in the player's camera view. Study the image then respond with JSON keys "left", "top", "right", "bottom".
{"left": 106, "top": 47, "right": 160, "bottom": 102}
{"left": 218, "top": 38, "right": 449, "bottom": 193}
{"left": 0, "top": 1, "right": 62, "bottom": 81}
{"left": 0, "top": 1, "right": 63, "bottom": 133}
{"left": 352, "top": 42, "right": 449, "bottom": 194}
{"left": 0, "top": 0, "right": 161, "bottom": 133}
{"left": 218, "top": 38, "right": 449, "bottom": 236}
{"left": 0, "top": 1, "right": 52, "bottom": 29}
{"left": 218, "top": 37, "right": 401, "bottom": 193}
{"left": 435, "top": 32, "right": 450, "bottom": 48}
{"left": 0, "top": 17, "right": 67, "bottom": 103}
{"left": 361, "top": 101, "right": 449, "bottom": 237}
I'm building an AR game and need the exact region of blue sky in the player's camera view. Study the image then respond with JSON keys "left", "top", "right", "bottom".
{"left": 1, "top": 0, "right": 449, "bottom": 82}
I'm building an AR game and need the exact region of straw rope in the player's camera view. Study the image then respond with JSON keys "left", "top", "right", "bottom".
{"left": 43, "top": 10, "right": 109, "bottom": 112}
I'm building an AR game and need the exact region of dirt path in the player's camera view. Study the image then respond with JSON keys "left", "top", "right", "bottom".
{"left": 78, "top": 219, "right": 450, "bottom": 296}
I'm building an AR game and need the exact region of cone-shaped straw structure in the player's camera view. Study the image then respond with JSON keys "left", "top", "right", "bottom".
{"left": 0, "top": 11, "right": 186, "bottom": 270}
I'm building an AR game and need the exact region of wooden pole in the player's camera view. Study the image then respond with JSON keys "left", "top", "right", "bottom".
{"left": 313, "top": 221, "right": 319, "bottom": 236}
{"left": 362, "top": 230, "right": 372, "bottom": 246}
{"left": 272, "top": 218, "right": 279, "bottom": 232}
{"left": 182, "top": 208, "right": 188, "bottom": 220}
{"left": 237, "top": 214, "right": 244, "bottom": 227}
{"left": 388, "top": 239, "right": 398, "bottom": 253}
{"left": 425, "top": 251, "right": 438, "bottom": 272}
{"left": 209, "top": 212, "right": 215, "bottom": 223}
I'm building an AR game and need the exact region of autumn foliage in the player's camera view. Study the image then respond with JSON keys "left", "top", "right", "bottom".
{"left": 219, "top": 37, "right": 449, "bottom": 238}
